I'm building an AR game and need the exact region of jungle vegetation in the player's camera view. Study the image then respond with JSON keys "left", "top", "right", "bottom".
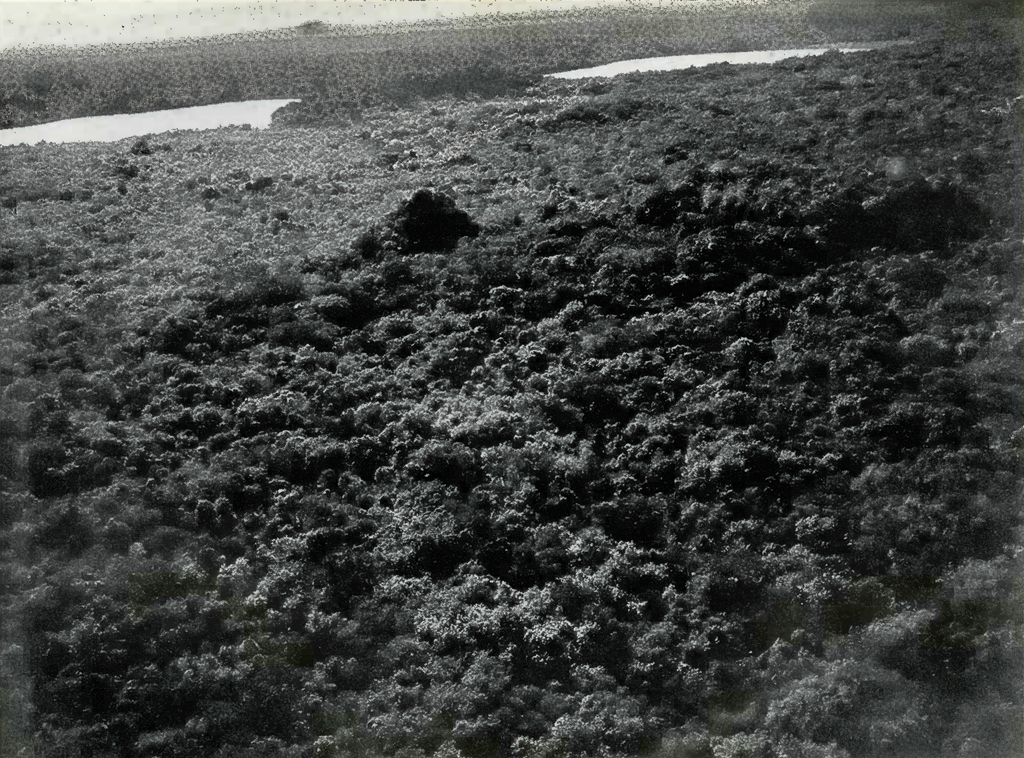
{"left": 0, "top": 5, "right": 1022, "bottom": 758}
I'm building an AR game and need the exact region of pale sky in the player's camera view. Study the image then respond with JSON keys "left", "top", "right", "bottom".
{"left": 0, "top": 0, "right": 730, "bottom": 51}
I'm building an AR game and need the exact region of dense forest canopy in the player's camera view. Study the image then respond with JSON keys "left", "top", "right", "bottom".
{"left": 0, "top": 6, "right": 1022, "bottom": 758}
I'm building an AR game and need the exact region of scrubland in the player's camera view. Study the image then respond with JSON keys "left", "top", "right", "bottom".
{"left": 0, "top": 10, "right": 1022, "bottom": 758}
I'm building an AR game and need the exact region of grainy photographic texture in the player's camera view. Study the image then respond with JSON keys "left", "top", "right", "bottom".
{"left": 0, "top": 2, "right": 1021, "bottom": 757}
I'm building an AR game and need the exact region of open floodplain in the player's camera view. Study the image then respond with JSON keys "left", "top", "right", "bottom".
{"left": 0, "top": 14, "right": 1022, "bottom": 758}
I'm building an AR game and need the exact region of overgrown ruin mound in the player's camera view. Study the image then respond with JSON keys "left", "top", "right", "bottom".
{"left": 354, "top": 189, "right": 480, "bottom": 258}
{"left": 389, "top": 189, "right": 480, "bottom": 253}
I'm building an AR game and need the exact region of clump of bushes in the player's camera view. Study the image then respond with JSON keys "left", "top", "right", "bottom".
{"left": 354, "top": 189, "right": 479, "bottom": 258}
{"left": 209, "top": 271, "right": 306, "bottom": 314}
{"left": 111, "top": 161, "right": 139, "bottom": 180}
{"left": 390, "top": 188, "right": 480, "bottom": 253}
{"left": 544, "top": 96, "right": 650, "bottom": 129}
{"left": 808, "top": 180, "right": 988, "bottom": 253}
{"left": 863, "top": 179, "right": 988, "bottom": 249}
{"left": 243, "top": 176, "right": 275, "bottom": 192}
{"left": 635, "top": 183, "right": 702, "bottom": 227}
{"left": 129, "top": 138, "right": 152, "bottom": 156}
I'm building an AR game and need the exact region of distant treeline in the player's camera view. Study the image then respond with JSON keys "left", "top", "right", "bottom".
{"left": 0, "top": 1, "right": 998, "bottom": 130}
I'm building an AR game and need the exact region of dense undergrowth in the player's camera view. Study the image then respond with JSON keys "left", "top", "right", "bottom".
{"left": 1, "top": 31, "right": 1022, "bottom": 758}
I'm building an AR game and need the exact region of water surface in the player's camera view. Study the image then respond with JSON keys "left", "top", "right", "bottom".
{"left": 548, "top": 46, "right": 877, "bottom": 79}
{"left": 0, "top": 99, "right": 299, "bottom": 147}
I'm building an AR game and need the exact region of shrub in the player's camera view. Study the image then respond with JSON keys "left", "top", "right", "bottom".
{"left": 900, "top": 334, "right": 955, "bottom": 367}
{"left": 386, "top": 189, "right": 480, "bottom": 254}
{"left": 309, "top": 290, "right": 375, "bottom": 328}
{"left": 351, "top": 225, "right": 384, "bottom": 259}
{"left": 763, "top": 660, "right": 928, "bottom": 757}
{"left": 593, "top": 495, "right": 666, "bottom": 546}
{"left": 112, "top": 161, "right": 140, "bottom": 179}
{"left": 635, "top": 183, "right": 702, "bottom": 227}
{"left": 24, "top": 440, "right": 70, "bottom": 497}
{"left": 130, "top": 138, "right": 153, "bottom": 156}
{"left": 267, "top": 321, "right": 335, "bottom": 351}
{"left": 407, "top": 440, "right": 479, "bottom": 490}
{"left": 883, "top": 256, "right": 948, "bottom": 303}
{"left": 546, "top": 102, "right": 612, "bottom": 127}
{"left": 863, "top": 179, "right": 988, "bottom": 249}
{"left": 244, "top": 176, "right": 275, "bottom": 192}
{"left": 152, "top": 314, "right": 204, "bottom": 355}
{"left": 33, "top": 504, "right": 94, "bottom": 555}
{"left": 674, "top": 228, "right": 750, "bottom": 293}
{"left": 208, "top": 271, "right": 306, "bottom": 317}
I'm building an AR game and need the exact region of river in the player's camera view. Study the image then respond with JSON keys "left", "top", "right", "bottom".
{"left": 0, "top": 99, "right": 300, "bottom": 147}
{"left": 546, "top": 46, "right": 879, "bottom": 79}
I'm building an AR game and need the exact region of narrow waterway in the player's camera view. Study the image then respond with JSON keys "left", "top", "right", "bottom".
{"left": 547, "top": 46, "right": 879, "bottom": 79}
{"left": 0, "top": 99, "right": 300, "bottom": 147}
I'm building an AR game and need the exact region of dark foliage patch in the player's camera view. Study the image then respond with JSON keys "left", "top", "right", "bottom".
{"left": 388, "top": 189, "right": 480, "bottom": 254}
